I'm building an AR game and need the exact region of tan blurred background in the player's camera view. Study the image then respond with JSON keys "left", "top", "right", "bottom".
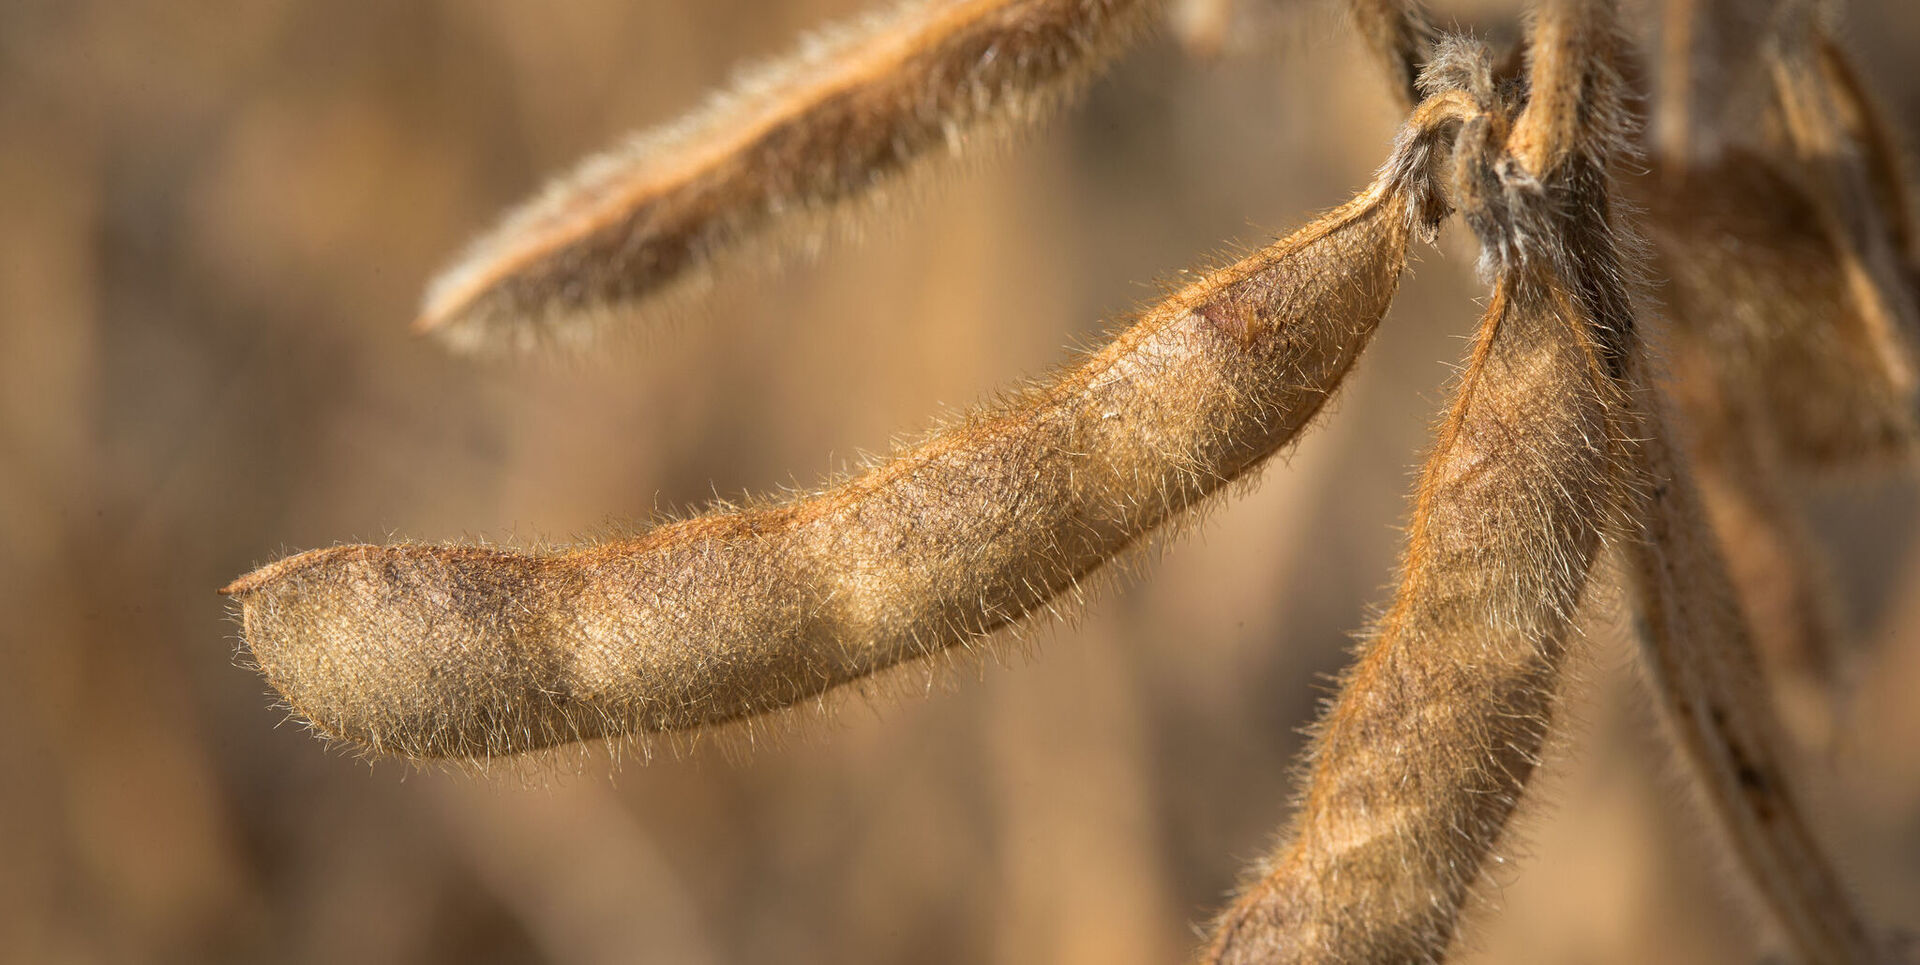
{"left": 4, "top": 1, "right": 1920, "bottom": 962}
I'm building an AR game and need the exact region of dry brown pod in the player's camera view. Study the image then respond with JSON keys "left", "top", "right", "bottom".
{"left": 1817, "top": 36, "right": 1918, "bottom": 268}
{"left": 1201, "top": 248, "right": 1635, "bottom": 965}
{"left": 1657, "top": 326, "right": 1851, "bottom": 746}
{"left": 1202, "top": 1, "right": 1644, "bottom": 958}
{"left": 1654, "top": 0, "right": 1920, "bottom": 469}
{"left": 1622, "top": 376, "right": 1884, "bottom": 965}
{"left": 1641, "top": 0, "right": 1920, "bottom": 748}
{"left": 223, "top": 0, "right": 1920, "bottom": 958}
{"left": 1639, "top": 153, "right": 1883, "bottom": 729}
{"left": 1643, "top": 149, "right": 1917, "bottom": 467}
{"left": 418, "top": 0, "right": 1162, "bottom": 353}
{"left": 223, "top": 93, "right": 1482, "bottom": 762}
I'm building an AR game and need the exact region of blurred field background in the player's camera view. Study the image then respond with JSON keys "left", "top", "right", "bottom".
{"left": 4, "top": 1, "right": 1920, "bottom": 962}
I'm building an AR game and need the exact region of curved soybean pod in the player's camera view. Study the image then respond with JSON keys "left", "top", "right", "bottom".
{"left": 418, "top": 0, "right": 1163, "bottom": 352}
{"left": 1202, "top": 260, "right": 1633, "bottom": 965}
{"left": 1204, "top": 2, "right": 1641, "bottom": 958}
{"left": 223, "top": 98, "right": 1474, "bottom": 763}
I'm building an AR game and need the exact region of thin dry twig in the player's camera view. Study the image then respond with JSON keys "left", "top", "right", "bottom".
{"left": 418, "top": 0, "right": 1163, "bottom": 352}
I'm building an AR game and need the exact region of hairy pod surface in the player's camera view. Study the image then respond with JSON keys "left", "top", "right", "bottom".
{"left": 1622, "top": 383, "right": 1883, "bottom": 965}
{"left": 1200, "top": 262, "right": 1634, "bottom": 965}
{"left": 223, "top": 120, "right": 1481, "bottom": 760}
{"left": 418, "top": 0, "right": 1161, "bottom": 352}
{"left": 1202, "top": 3, "right": 1641, "bottom": 960}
